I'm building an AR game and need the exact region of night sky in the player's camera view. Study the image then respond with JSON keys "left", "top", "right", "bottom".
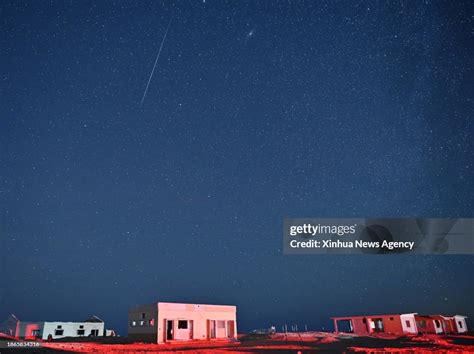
{"left": 1, "top": 1, "right": 473, "bottom": 335}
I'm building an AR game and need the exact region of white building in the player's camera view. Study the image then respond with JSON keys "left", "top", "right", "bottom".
{"left": 42, "top": 316, "right": 105, "bottom": 340}
{"left": 0, "top": 314, "right": 111, "bottom": 340}
{"left": 128, "top": 302, "right": 238, "bottom": 343}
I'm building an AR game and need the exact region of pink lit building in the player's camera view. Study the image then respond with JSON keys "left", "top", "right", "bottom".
{"left": 128, "top": 302, "right": 237, "bottom": 343}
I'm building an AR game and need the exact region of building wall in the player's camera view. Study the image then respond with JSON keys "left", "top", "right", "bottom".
{"left": 415, "top": 316, "right": 446, "bottom": 334}
{"left": 433, "top": 319, "right": 444, "bottom": 334}
{"left": 128, "top": 304, "right": 158, "bottom": 342}
{"left": 415, "top": 317, "right": 437, "bottom": 334}
{"left": 334, "top": 314, "right": 469, "bottom": 337}
{"left": 443, "top": 319, "right": 456, "bottom": 334}
{"left": 380, "top": 316, "right": 404, "bottom": 334}
{"left": 1, "top": 316, "right": 107, "bottom": 340}
{"left": 1, "top": 321, "right": 45, "bottom": 339}
{"left": 334, "top": 314, "right": 416, "bottom": 336}
{"left": 453, "top": 316, "right": 468, "bottom": 333}
{"left": 41, "top": 322, "right": 104, "bottom": 340}
{"left": 400, "top": 314, "right": 418, "bottom": 334}
{"left": 18, "top": 322, "right": 44, "bottom": 339}
{"left": 105, "top": 329, "right": 116, "bottom": 336}
{"left": 350, "top": 318, "right": 370, "bottom": 335}
{"left": 0, "top": 315, "right": 21, "bottom": 337}
{"left": 156, "top": 303, "right": 237, "bottom": 343}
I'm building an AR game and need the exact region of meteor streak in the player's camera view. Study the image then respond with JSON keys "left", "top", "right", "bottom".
{"left": 140, "top": 17, "right": 172, "bottom": 107}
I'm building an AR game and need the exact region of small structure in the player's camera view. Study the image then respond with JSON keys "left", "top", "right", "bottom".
{"left": 415, "top": 315, "right": 443, "bottom": 334}
{"left": 128, "top": 302, "right": 237, "bottom": 343}
{"left": 0, "top": 314, "right": 22, "bottom": 338}
{"left": 0, "top": 314, "right": 112, "bottom": 340}
{"left": 332, "top": 313, "right": 469, "bottom": 336}
{"left": 416, "top": 315, "right": 468, "bottom": 334}
{"left": 332, "top": 313, "right": 418, "bottom": 336}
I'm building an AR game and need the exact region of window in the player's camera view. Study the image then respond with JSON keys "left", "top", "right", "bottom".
{"left": 149, "top": 319, "right": 155, "bottom": 326}
{"left": 362, "top": 318, "right": 366, "bottom": 324}
{"left": 57, "top": 325, "right": 62, "bottom": 329}
{"left": 90, "top": 329, "right": 99, "bottom": 337}
{"left": 79, "top": 325, "right": 84, "bottom": 329}
{"left": 131, "top": 321, "right": 136, "bottom": 327}
{"left": 178, "top": 320, "right": 188, "bottom": 329}
{"left": 77, "top": 329, "right": 85, "bottom": 336}
{"left": 458, "top": 321, "right": 463, "bottom": 328}
{"left": 435, "top": 320, "right": 440, "bottom": 328}
{"left": 217, "top": 320, "right": 226, "bottom": 329}
{"left": 32, "top": 330, "right": 41, "bottom": 337}
{"left": 55, "top": 329, "right": 64, "bottom": 336}
{"left": 405, "top": 320, "right": 411, "bottom": 328}
{"left": 140, "top": 320, "right": 145, "bottom": 326}
{"left": 141, "top": 313, "right": 146, "bottom": 320}
{"left": 389, "top": 317, "right": 394, "bottom": 321}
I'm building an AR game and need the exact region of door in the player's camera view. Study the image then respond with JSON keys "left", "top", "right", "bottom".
{"left": 227, "top": 321, "right": 235, "bottom": 338}
{"left": 216, "top": 320, "right": 226, "bottom": 338}
{"left": 208, "top": 320, "right": 216, "bottom": 339}
{"left": 189, "top": 320, "right": 193, "bottom": 339}
{"left": 434, "top": 320, "right": 443, "bottom": 334}
{"left": 166, "top": 320, "right": 173, "bottom": 340}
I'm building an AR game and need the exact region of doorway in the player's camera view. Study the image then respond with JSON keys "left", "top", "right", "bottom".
{"left": 336, "top": 319, "right": 354, "bottom": 333}
{"left": 371, "top": 318, "right": 384, "bottom": 332}
{"left": 227, "top": 321, "right": 235, "bottom": 338}
{"left": 166, "top": 320, "right": 173, "bottom": 340}
{"left": 208, "top": 320, "right": 216, "bottom": 339}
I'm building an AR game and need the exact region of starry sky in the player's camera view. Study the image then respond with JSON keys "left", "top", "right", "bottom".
{"left": 1, "top": 1, "right": 473, "bottom": 335}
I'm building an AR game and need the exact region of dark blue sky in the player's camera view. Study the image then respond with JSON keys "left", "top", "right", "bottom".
{"left": 1, "top": 1, "right": 473, "bottom": 335}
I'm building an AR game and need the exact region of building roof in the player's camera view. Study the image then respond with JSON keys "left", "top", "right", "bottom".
{"left": 84, "top": 315, "right": 104, "bottom": 323}
{"left": 331, "top": 313, "right": 417, "bottom": 320}
{"left": 157, "top": 301, "right": 235, "bottom": 307}
{"left": 0, "top": 314, "right": 20, "bottom": 324}
{"left": 426, "top": 314, "right": 467, "bottom": 319}
{"left": 158, "top": 302, "right": 236, "bottom": 312}
{"left": 129, "top": 302, "right": 237, "bottom": 313}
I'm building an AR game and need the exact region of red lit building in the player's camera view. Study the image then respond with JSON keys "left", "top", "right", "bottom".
{"left": 416, "top": 315, "right": 468, "bottom": 335}
{"left": 332, "top": 313, "right": 468, "bottom": 336}
{"left": 332, "top": 313, "right": 418, "bottom": 336}
{"left": 415, "top": 315, "right": 442, "bottom": 334}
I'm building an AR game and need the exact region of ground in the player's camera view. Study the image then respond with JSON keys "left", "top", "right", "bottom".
{"left": 1, "top": 332, "right": 474, "bottom": 353}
